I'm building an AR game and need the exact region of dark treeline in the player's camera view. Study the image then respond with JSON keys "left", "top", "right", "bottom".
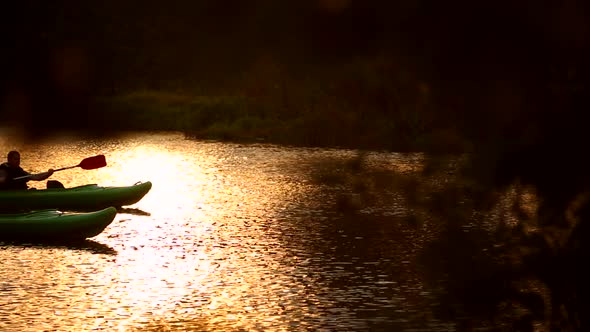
{"left": 3, "top": 1, "right": 590, "bottom": 329}
{"left": 3, "top": 0, "right": 587, "bottom": 149}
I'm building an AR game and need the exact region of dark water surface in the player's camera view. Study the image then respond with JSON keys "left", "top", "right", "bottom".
{"left": 0, "top": 132, "right": 453, "bottom": 331}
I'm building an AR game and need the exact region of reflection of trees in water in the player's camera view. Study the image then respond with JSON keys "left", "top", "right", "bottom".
{"left": 315, "top": 214, "right": 444, "bottom": 330}
{"left": 278, "top": 155, "right": 449, "bottom": 329}
{"left": 422, "top": 119, "right": 589, "bottom": 329}
{"left": 310, "top": 134, "right": 589, "bottom": 330}
{"left": 409, "top": 57, "right": 590, "bottom": 330}
{"left": 409, "top": 174, "right": 547, "bottom": 330}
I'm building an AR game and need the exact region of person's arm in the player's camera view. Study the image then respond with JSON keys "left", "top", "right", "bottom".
{"left": 29, "top": 169, "right": 54, "bottom": 181}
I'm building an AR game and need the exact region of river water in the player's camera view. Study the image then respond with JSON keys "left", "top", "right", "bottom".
{"left": 0, "top": 132, "right": 455, "bottom": 331}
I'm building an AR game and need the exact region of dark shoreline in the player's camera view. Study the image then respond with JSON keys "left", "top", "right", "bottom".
{"left": 91, "top": 91, "right": 468, "bottom": 153}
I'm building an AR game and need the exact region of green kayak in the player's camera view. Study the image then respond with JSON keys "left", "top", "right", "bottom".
{"left": 0, "top": 207, "right": 117, "bottom": 240}
{"left": 0, "top": 181, "right": 152, "bottom": 211}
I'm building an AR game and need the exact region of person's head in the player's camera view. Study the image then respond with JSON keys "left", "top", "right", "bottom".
{"left": 7, "top": 151, "right": 20, "bottom": 167}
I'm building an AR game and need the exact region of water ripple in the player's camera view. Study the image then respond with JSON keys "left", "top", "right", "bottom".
{"left": 0, "top": 132, "right": 446, "bottom": 331}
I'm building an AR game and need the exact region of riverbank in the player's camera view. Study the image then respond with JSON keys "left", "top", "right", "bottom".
{"left": 92, "top": 91, "right": 467, "bottom": 152}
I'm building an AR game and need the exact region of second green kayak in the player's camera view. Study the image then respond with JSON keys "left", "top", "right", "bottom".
{"left": 0, "top": 181, "right": 152, "bottom": 211}
{"left": 0, "top": 207, "right": 117, "bottom": 240}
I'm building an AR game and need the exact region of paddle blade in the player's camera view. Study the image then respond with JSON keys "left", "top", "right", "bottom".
{"left": 79, "top": 155, "right": 107, "bottom": 170}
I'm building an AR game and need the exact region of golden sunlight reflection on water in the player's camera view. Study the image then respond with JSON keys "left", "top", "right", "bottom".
{"left": 0, "top": 132, "right": 453, "bottom": 331}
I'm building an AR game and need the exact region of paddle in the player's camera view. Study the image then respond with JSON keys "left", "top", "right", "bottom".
{"left": 14, "top": 155, "right": 107, "bottom": 180}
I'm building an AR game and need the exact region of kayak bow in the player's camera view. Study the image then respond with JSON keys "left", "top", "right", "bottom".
{"left": 0, "top": 207, "right": 117, "bottom": 240}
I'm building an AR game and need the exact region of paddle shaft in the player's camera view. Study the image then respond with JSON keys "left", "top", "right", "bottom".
{"left": 14, "top": 165, "right": 77, "bottom": 180}
{"left": 53, "top": 165, "right": 78, "bottom": 172}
